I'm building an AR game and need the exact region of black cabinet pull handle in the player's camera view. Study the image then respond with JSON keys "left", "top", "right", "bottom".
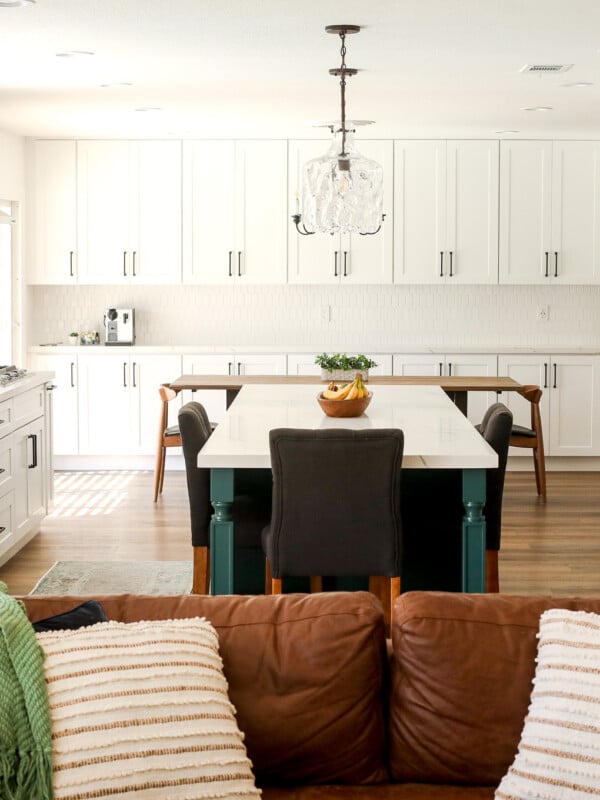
{"left": 0, "top": 420, "right": 4, "bottom": 425}
{"left": 553, "top": 363, "right": 557, "bottom": 389}
{"left": 237, "top": 251, "right": 242, "bottom": 277}
{"left": 0, "top": 527, "right": 5, "bottom": 534}
{"left": 0, "top": 468, "right": 5, "bottom": 474}
{"left": 123, "top": 362, "right": 127, "bottom": 387}
{"left": 123, "top": 251, "right": 127, "bottom": 277}
{"left": 448, "top": 362, "right": 452, "bottom": 376}
{"left": 132, "top": 251, "right": 137, "bottom": 277}
{"left": 343, "top": 251, "right": 348, "bottom": 277}
{"left": 228, "top": 362, "right": 232, "bottom": 376}
{"left": 70, "top": 362, "right": 75, "bottom": 388}
{"left": 543, "top": 362, "right": 548, "bottom": 389}
{"left": 69, "top": 251, "right": 74, "bottom": 277}
{"left": 439, "top": 362, "right": 443, "bottom": 376}
{"left": 440, "top": 251, "right": 444, "bottom": 277}
{"left": 132, "top": 362, "right": 137, "bottom": 388}
{"left": 554, "top": 251, "right": 558, "bottom": 278}
{"left": 228, "top": 251, "right": 233, "bottom": 277}
{"left": 334, "top": 251, "right": 339, "bottom": 277}
{"left": 544, "top": 251, "right": 549, "bottom": 278}
{"left": 449, "top": 251, "right": 453, "bottom": 277}
{"left": 237, "top": 362, "right": 241, "bottom": 375}
{"left": 28, "top": 433, "right": 37, "bottom": 469}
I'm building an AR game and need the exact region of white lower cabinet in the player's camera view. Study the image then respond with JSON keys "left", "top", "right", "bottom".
{"left": 498, "top": 354, "right": 600, "bottom": 456}
{"left": 28, "top": 354, "right": 79, "bottom": 455}
{"left": 392, "top": 354, "right": 498, "bottom": 426}
{"left": 77, "top": 354, "right": 181, "bottom": 455}
{"left": 0, "top": 381, "right": 51, "bottom": 566}
{"left": 181, "top": 354, "right": 287, "bottom": 424}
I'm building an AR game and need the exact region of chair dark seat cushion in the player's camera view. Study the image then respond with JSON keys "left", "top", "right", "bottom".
{"left": 164, "top": 424, "right": 180, "bottom": 437}
{"left": 510, "top": 424, "right": 536, "bottom": 438}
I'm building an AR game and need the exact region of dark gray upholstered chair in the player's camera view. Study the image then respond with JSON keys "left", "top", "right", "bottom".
{"left": 262, "top": 427, "right": 404, "bottom": 629}
{"left": 178, "top": 401, "right": 271, "bottom": 595}
{"left": 401, "top": 402, "right": 513, "bottom": 594}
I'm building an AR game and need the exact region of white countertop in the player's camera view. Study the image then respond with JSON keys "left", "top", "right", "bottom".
{"left": 0, "top": 372, "right": 54, "bottom": 401}
{"left": 28, "top": 344, "right": 600, "bottom": 356}
{"left": 197, "top": 384, "right": 498, "bottom": 470}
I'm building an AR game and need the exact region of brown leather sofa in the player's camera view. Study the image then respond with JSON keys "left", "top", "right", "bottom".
{"left": 22, "top": 589, "right": 600, "bottom": 799}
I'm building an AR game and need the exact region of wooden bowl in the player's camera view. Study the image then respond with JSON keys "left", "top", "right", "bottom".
{"left": 317, "top": 392, "right": 373, "bottom": 418}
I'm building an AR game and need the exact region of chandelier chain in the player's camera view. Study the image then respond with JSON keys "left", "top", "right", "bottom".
{"left": 339, "top": 31, "right": 347, "bottom": 157}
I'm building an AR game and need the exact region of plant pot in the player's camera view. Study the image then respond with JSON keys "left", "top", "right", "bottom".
{"left": 68, "top": 335, "right": 80, "bottom": 346}
{"left": 320, "top": 368, "right": 369, "bottom": 382}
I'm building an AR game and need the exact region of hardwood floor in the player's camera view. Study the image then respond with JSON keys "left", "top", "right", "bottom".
{"left": 1, "top": 469, "right": 599, "bottom": 596}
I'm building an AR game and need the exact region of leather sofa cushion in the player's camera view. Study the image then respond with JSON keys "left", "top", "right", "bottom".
{"left": 261, "top": 785, "right": 494, "bottom": 799}
{"left": 389, "top": 591, "right": 600, "bottom": 786}
{"left": 23, "top": 591, "right": 389, "bottom": 786}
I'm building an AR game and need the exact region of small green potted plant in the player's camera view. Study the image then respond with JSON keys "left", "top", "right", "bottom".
{"left": 68, "top": 331, "right": 80, "bottom": 346}
{"left": 314, "top": 352, "right": 377, "bottom": 381}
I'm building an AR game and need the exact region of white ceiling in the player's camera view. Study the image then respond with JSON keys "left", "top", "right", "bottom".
{"left": 2, "top": 0, "right": 600, "bottom": 140}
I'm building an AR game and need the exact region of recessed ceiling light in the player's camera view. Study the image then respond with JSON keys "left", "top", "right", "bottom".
{"left": 134, "top": 107, "right": 162, "bottom": 112}
{"left": 561, "top": 81, "right": 594, "bottom": 88}
{"left": 521, "top": 106, "right": 553, "bottom": 112}
{"left": 100, "top": 82, "right": 133, "bottom": 88}
{"left": 0, "top": 0, "right": 35, "bottom": 6}
{"left": 56, "top": 50, "right": 95, "bottom": 58}
{"left": 494, "top": 129, "right": 519, "bottom": 134}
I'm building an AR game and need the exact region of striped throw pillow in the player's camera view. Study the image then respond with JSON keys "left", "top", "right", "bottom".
{"left": 37, "top": 617, "right": 260, "bottom": 800}
{"left": 496, "top": 608, "right": 600, "bottom": 800}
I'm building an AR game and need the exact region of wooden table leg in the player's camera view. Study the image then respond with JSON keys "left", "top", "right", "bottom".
{"left": 210, "top": 468, "right": 235, "bottom": 595}
{"left": 462, "top": 468, "right": 486, "bottom": 592}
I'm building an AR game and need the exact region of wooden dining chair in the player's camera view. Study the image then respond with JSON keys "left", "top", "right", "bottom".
{"left": 153, "top": 386, "right": 182, "bottom": 502}
{"left": 262, "top": 427, "right": 404, "bottom": 631}
{"left": 509, "top": 385, "right": 546, "bottom": 501}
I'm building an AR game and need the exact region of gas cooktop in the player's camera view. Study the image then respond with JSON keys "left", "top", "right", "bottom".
{"left": 0, "top": 365, "right": 27, "bottom": 386}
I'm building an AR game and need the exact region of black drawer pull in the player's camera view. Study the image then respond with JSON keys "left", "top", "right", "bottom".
{"left": 28, "top": 433, "right": 37, "bottom": 469}
{"left": 449, "top": 251, "right": 453, "bottom": 277}
{"left": 440, "top": 251, "right": 444, "bottom": 277}
{"left": 544, "top": 251, "right": 549, "bottom": 278}
{"left": 554, "top": 251, "right": 558, "bottom": 278}
{"left": 543, "top": 362, "right": 548, "bottom": 389}
{"left": 228, "top": 251, "right": 233, "bottom": 277}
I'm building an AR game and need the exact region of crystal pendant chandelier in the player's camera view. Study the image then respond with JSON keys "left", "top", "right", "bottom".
{"left": 292, "top": 25, "right": 384, "bottom": 237}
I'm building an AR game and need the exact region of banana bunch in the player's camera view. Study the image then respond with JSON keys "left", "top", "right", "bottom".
{"left": 322, "top": 373, "right": 368, "bottom": 401}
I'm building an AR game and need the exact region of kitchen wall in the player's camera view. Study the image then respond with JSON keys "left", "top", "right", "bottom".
{"left": 27, "top": 283, "right": 600, "bottom": 351}
{"left": 0, "top": 129, "right": 25, "bottom": 199}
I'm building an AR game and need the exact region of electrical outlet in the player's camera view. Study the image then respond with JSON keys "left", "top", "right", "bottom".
{"left": 319, "top": 305, "right": 330, "bottom": 323}
{"left": 537, "top": 305, "right": 549, "bottom": 322}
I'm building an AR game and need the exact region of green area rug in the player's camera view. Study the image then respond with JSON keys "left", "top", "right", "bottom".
{"left": 29, "top": 560, "right": 193, "bottom": 596}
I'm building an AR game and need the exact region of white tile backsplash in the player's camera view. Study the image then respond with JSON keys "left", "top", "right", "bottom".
{"left": 27, "top": 283, "right": 600, "bottom": 350}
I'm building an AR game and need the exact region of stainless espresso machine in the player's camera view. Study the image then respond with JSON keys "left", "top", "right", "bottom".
{"left": 104, "top": 308, "right": 135, "bottom": 345}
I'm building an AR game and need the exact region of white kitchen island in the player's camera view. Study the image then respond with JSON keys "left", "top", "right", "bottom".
{"left": 197, "top": 384, "right": 497, "bottom": 595}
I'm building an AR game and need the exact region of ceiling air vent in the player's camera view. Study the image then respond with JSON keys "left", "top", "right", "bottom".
{"left": 520, "top": 64, "right": 573, "bottom": 73}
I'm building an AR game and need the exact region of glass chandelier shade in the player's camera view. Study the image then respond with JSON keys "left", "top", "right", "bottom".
{"left": 301, "top": 125, "right": 384, "bottom": 235}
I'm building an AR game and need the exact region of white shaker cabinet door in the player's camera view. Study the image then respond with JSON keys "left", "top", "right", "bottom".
{"left": 28, "top": 139, "right": 77, "bottom": 284}
{"left": 393, "top": 354, "right": 445, "bottom": 376}
{"left": 445, "top": 354, "right": 498, "bottom": 426}
{"left": 28, "top": 354, "right": 79, "bottom": 455}
{"left": 180, "top": 354, "right": 233, "bottom": 425}
{"left": 549, "top": 355, "right": 600, "bottom": 456}
{"left": 497, "top": 355, "right": 550, "bottom": 458}
{"left": 131, "top": 355, "right": 182, "bottom": 454}
{"left": 77, "top": 355, "right": 135, "bottom": 454}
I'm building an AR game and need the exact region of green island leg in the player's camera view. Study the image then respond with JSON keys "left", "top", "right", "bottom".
{"left": 462, "top": 468, "right": 486, "bottom": 593}
{"left": 210, "top": 468, "right": 235, "bottom": 595}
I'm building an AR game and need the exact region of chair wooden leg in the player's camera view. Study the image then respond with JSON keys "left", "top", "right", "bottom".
{"left": 369, "top": 576, "right": 400, "bottom": 635}
{"left": 153, "top": 444, "right": 165, "bottom": 502}
{"left": 265, "top": 559, "right": 272, "bottom": 595}
{"left": 533, "top": 444, "right": 547, "bottom": 502}
{"left": 310, "top": 576, "right": 323, "bottom": 593}
{"left": 158, "top": 446, "right": 167, "bottom": 495}
{"left": 271, "top": 577, "right": 283, "bottom": 595}
{"left": 192, "top": 546, "right": 210, "bottom": 594}
{"left": 486, "top": 549, "right": 499, "bottom": 593}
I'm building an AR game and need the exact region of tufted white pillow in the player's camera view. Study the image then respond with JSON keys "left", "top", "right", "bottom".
{"left": 496, "top": 608, "right": 600, "bottom": 800}
{"left": 37, "top": 617, "right": 260, "bottom": 800}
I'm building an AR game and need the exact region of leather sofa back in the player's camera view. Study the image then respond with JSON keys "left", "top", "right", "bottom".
{"left": 389, "top": 592, "right": 600, "bottom": 785}
{"left": 23, "top": 591, "right": 389, "bottom": 786}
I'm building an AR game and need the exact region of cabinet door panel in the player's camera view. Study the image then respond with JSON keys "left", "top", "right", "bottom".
{"left": 28, "top": 354, "right": 78, "bottom": 455}
{"left": 550, "top": 356, "right": 600, "bottom": 456}
{"left": 78, "top": 356, "right": 133, "bottom": 454}
{"left": 499, "top": 141, "right": 552, "bottom": 284}
{"left": 14, "top": 418, "right": 44, "bottom": 535}
{"left": 446, "top": 354, "right": 497, "bottom": 425}
{"left": 552, "top": 142, "right": 600, "bottom": 284}
{"left": 77, "top": 141, "right": 130, "bottom": 283}
{"left": 183, "top": 141, "right": 236, "bottom": 284}
{"left": 28, "top": 140, "right": 77, "bottom": 284}
{"left": 288, "top": 140, "right": 338, "bottom": 285}
{"left": 132, "top": 355, "right": 182, "bottom": 453}
{"left": 287, "top": 354, "right": 321, "bottom": 376}
{"left": 393, "top": 354, "right": 443, "bottom": 376}
{"left": 394, "top": 140, "right": 446, "bottom": 284}
{"left": 236, "top": 140, "right": 287, "bottom": 284}
{"left": 133, "top": 142, "right": 182, "bottom": 284}
{"left": 497, "top": 355, "right": 550, "bottom": 457}
{"left": 446, "top": 141, "right": 498, "bottom": 284}
{"left": 236, "top": 355, "right": 286, "bottom": 376}
{"left": 181, "top": 355, "right": 232, "bottom": 424}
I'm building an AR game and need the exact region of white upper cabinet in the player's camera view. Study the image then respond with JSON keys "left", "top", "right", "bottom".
{"left": 500, "top": 140, "right": 600, "bottom": 284}
{"left": 28, "top": 140, "right": 77, "bottom": 284}
{"left": 288, "top": 139, "right": 393, "bottom": 285}
{"left": 394, "top": 140, "right": 499, "bottom": 284}
{"left": 183, "top": 140, "right": 287, "bottom": 284}
{"left": 77, "top": 140, "right": 182, "bottom": 284}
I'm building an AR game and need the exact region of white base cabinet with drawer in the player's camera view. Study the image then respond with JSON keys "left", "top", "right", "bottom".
{"left": 0, "top": 379, "right": 52, "bottom": 566}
